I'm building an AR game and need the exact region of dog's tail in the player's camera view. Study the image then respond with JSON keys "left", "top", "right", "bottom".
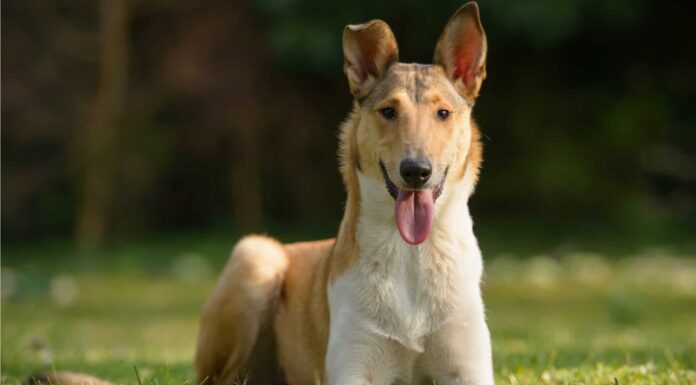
{"left": 26, "top": 371, "right": 112, "bottom": 385}
{"left": 195, "top": 235, "right": 289, "bottom": 385}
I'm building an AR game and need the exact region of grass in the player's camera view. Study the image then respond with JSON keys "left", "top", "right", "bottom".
{"left": 2, "top": 224, "right": 696, "bottom": 384}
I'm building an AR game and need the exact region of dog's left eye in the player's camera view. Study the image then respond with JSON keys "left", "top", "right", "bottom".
{"left": 380, "top": 107, "right": 396, "bottom": 120}
{"left": 437, "top": 109, "right": 450, "bottom": 121}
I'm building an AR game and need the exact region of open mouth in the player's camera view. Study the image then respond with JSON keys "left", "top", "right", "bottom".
{"left": 379, "top": 161, "right": 448, "bottom": 245}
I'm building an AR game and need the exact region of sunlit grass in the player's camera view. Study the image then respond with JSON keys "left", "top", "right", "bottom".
{"left": 2, "top": 230, "right": 695, "bottom": 384}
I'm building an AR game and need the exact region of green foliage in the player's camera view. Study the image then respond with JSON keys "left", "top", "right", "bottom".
{"left": 3, "top": 0, "right": 694, "bottom": 242}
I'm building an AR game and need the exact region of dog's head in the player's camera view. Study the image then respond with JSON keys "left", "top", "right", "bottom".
{"left": 343, "top": 2, "right": 487, "bottom": 245}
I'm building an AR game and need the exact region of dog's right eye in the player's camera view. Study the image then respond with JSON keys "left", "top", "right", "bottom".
{"left": 380, "top": 107, "right": 396, "bottom": 120}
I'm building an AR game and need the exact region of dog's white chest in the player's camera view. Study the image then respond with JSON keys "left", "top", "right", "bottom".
{"left": 330, "top": 226, "right": 475, "bottom": 353}
{"left": 362, "top": 235, "right": 455, "bottom": 350}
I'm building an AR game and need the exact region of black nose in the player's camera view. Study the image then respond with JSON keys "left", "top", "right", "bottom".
{"left": 400, "top": 157, "right": 432, "bottom": 188}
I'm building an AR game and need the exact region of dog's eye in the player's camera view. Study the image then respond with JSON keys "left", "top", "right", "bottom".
{"left": 380, "top": 107, "right": 396, "bottom": 120}
{"left": 437, "top": 109, "right": 450, "bottom": 121}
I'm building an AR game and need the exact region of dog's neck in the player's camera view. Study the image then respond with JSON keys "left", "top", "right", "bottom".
{"left": 352, "top": 165, "right": 481, "bottom": 268}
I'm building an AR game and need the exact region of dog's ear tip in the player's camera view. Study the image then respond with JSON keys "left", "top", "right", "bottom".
{"left": 344, "top": 23, "right": 363, "bottom": 34}
{"left": 459, "top": 1, "right": 480, "bottom": 13}
{"left": 345, "top": 20, "right": 390, "bottom": 34}
{"left": 453, "top": 2, "right": 483, "bottom": 24}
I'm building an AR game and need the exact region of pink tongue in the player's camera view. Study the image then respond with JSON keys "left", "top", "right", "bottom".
{"left": 395, "top": 189, "right": 434, "bottom": 245}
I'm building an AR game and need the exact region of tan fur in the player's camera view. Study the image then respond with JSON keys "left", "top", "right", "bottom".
{"left": 195, "top": 236, "right": 288, "bottom": 385}
{"left": 196, "top": 3, "right": 488, "bottom": 385}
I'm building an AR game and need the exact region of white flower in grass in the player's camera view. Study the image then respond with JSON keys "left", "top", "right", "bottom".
{"left": 525, "top": 255, "right": 562, "bottom": 288}
{"left": 50, "top": 274, "right": 79, "bottom": 307}
{"left": 564, "top": 252, "right": 612, "bottom": 286}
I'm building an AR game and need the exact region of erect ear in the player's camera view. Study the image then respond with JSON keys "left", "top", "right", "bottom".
{"left": 433, "top": 2, "right": 487, "bottom": 99}
{"left": 343, "top": 20, "right": 399, "bottom": 98}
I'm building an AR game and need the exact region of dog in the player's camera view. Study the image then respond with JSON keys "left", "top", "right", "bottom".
{"left": 27, "top": 3, "right": 491, "bottom": 385}
{"left": 195, "top": 2, "right": 493, "bottom": 385}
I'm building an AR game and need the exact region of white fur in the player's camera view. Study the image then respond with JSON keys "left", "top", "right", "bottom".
{"left": 326, "top": 171, "right": 493, "bottom": 385}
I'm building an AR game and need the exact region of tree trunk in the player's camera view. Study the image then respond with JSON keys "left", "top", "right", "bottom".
{"left": 226, "top": 1, "right": 267, "bottom": 231}
{"left": 229, "top": 98, "right": 264, "bottom": 231}
{"left": 75, "top": 0, "right": 129, "bottom": 249}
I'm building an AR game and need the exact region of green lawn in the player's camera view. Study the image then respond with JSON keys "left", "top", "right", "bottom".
{"left": 2, "top": 226, "right": 695, "bottom": 384}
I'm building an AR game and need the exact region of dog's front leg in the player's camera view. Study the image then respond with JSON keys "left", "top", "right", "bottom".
{"left": 419, "top": 313, "right": 494, "bottom": 385}
{"left": 324, "top": 313, "right": 406, "bottom": 385}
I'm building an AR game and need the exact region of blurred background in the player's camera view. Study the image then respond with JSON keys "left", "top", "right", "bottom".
{"left": 3, "top": 1, "right": 696, "bottom": 383}
{"left": 3, "top": 0, "right": 695, "bottom": 248}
